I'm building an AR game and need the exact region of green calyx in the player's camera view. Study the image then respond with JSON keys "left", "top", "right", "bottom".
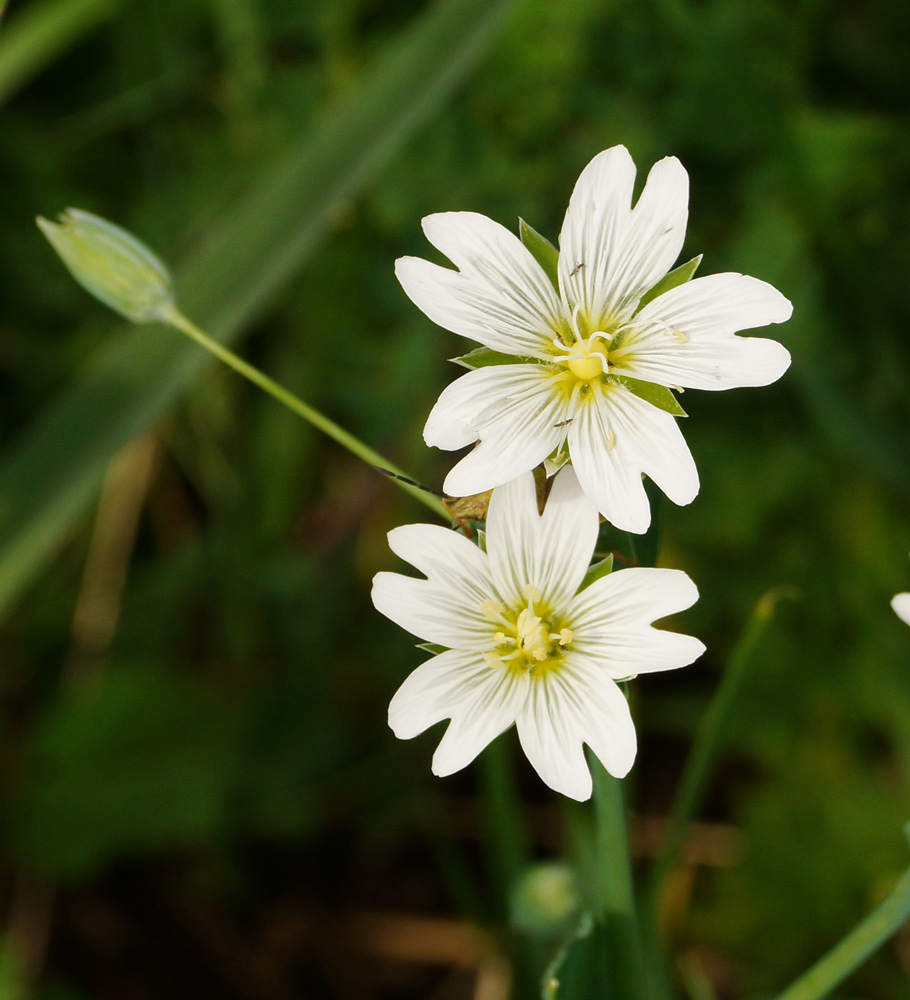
{"left": 37, "top": 208, "right": 175, "bottom": 324}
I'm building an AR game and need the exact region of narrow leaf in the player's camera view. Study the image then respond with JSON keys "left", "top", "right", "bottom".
{"left": 611, "top": 374, "right": 687, "bottom": 417}
{"left": 636, "top": 254, "right": 701, "bottom": 311}
{"left": 579, "top": 554, "right": 613, "bottom": 591}
{"left": 451, "top": 346, "right": 535, "bottom": 369}
{"left": 519, "top": 218, "right": 559, "bottom": 290}
{"left": 772, "top": 826, "right": 910, "bottom": 1000}
{"left": 416, "top": 643, "right": 449, "bottom": 656}
{"left": 0, "top": 0, "right": 118, "bottom": 106}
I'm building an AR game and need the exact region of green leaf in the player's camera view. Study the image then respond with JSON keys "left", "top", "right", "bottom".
{"left": 0, "top": 0, "right": 518, "bottom": 622}
{"left": 636, "top": 253, "right": 702, "bottom": 310}
{"left": 519, "top": 218, "right": 560, "bottom": 289}
{"left": 451, "top": 346, "right": 536, "bottom": 369}
{"left": 611, "top": 375, "right": 687, "bottom": 417}
{"left": 0, "top": 0, "right": 118, "bottom": 106}
{"left": 543, "top": 914, "right": 622, "bottom": 999}
{"left": 579, "top": 553, "right": 613, "bottom": 591}
{"left": 416, "top": 642, "right": 449, "bottom": 655}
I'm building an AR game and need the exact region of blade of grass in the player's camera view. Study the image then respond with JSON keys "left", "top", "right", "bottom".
{"left": 0, "top": 0, "right": 519, "bottom": 619}
{"left": 772, "top": 825, "right": 910, "bottom": 1000}
{"left": 0, "top": 0, "right": 118, "bottom": 105}
{"left": 642, "top": 587, "right": 796, "bottom": 929}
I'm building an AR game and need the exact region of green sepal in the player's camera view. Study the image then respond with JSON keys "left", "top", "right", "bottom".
{"left": 579, "top": 554, "right": 614, "bottom": 592}
{"left": 610, "top": 375, "right": 687, "bottom": 417}
{"left": 636, "top": 254, "right": 702, "bottom": 311}
{"left": 451, "top": 346, "right": 537, "bottom": 370}
{"left": 519, "top": 218, "right": 559, "bottom": 290}
{"left": 416, "top": 642, "right": 449, "bottom": 656}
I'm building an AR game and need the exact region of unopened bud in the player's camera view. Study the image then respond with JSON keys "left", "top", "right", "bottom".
{"left": 510, "top": 862, "right": 580, "bottom": 934}
{"left": 37, "top": 208, "right": 175, "bottom": 324}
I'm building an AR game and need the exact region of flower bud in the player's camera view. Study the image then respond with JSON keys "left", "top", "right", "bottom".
{"left": 37, "top": 208, "right": 175, "bottom": 324}
{"left": 510, "top": 862, "right": 580, "bottom": 934}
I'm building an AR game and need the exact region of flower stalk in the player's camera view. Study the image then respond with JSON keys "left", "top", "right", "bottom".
{"left": 162, "top": 306, "right": 448, "bottom": 519}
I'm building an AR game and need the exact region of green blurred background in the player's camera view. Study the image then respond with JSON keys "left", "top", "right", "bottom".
{"left": 1, "top": 0, "right": 909, "bottom": 996}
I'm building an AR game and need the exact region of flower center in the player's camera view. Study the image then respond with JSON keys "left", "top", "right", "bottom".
{"left": 551, "top": 307, "right": 619, "bottom": 384}
{"left": 480, "top": 586, "right": 573, "bottom": 675}
{"left": 563, "top": 334, "right": 611, "bottom": 381}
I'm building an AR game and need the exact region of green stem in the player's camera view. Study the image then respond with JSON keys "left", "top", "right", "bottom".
{"left": 643, "top": 587, "right": 795, "bottom": 929}
{"left": 164, "top": 306, "right": 449, "bottom": 520}
{"left": 772, "top": 835, "right": 910, "bottom": 1000}
{"left": 478, "top": 737, "right": 530, "bottom": 914}
{"left": 591, "top": 756, "right": 644, "bottom": 998}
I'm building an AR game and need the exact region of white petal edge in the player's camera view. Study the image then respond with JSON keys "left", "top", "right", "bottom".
{"left": 616, "top": 273, "right": 793, "bottom": 390}
{"left": 486, "top": 466, "right": 600, "bottom": 609}
{"left": 568, "top": 382, "right": 699, "bottom": 533}
{"left": 515, "top": 673, "right": 595, "bottom": 800}
{"left": 569, "top": 566, "right": 701, "bottom": 627}
{"left": 555, "top": 655, "right": 638, "bottom": 778}
{"left": 386, "top": 522, "right": 494, "bottom": 604}
{"left": 892, "top": 592, "right": 910, "bottom": 626}
{"left": 559, "top": 147, "right": 689, "bottom": 324}
{"left": 439, "top": 366, "right": 569, "bottom": 498}
{"left": 387, "top": 649, "right": 529, "bottom": 776}
{"left": 568, "top": 567, "right": 704, "bottom": 676}
{"left": 372, "top": 571, "right": 494, "bottom": 650}
{"left": 395, "top": 211, "right": 563, "bottom": 358}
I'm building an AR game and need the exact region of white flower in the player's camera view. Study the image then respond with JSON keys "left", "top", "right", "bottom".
{"left": 371, "top": 466, "right": 705, "bottom": 801}
{"left": 396, "top": 144, "right": 793, "bottom": 533}
{"left": 892, "top": 593, "right": 910, "bottom": 626}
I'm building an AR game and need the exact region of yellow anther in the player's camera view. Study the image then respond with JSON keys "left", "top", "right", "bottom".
{"left": 669, "top": 328, "right": 688, "bottom": 344}
{"left": 522, "top": 585, "right": 542, "bottom": 603}
{"left": 532, "top": 648, "right": 548, "bottom": 662}
{"left": 480, "top": 600, "right": 504, "bottom": 621}
{"left": 559, "top": 628, "right": 574, "bottom": 646}
{"left": 484, "top": 651, "right": 503, "bottom": 668}
{"left": 493, "top": 631, "right": 507, "bottom": 645}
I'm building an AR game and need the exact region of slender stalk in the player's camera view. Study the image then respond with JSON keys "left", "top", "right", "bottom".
{"left": 591, "top": 756, "right": 644, "bottom": 999}
{"left": 478, "top": 737, "right": 530, "bottom": 913}
{"left": 164, "top": 306, "right": 449, "bottom": 520}
{"left": 643, "top": 587, "right": 795, "bottom": 927}
{"left": 772, "top": 837, "right": 910, "bottom": 1000}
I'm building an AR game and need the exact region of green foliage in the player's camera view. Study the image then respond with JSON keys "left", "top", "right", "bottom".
{"left": 8, "top": 665, "right": 240, "bottom": 879}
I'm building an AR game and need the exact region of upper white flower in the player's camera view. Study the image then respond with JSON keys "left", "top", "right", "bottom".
{"left": 892, "top": 593, "right": 910, "bottom": 626}
{"left": 396, "top": 144, "right": 793, "bottom": 533}
{"left": 371, "top": 466, "right": 705, "bottom": 801}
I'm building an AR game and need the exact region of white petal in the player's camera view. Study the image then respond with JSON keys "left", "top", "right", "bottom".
{"left": 395, "top": 212, "right": 563, "bottom": 358}
{"left": 568, "top": 382, "right": 699, "bottom": 533}
{"left": 559, "top": 147, "right": 688, "bottom": 325}
{"left": 616, "top": 273, "right": 792, "bottom": 390}
{"left": 486, "top": 466, "right": 599, "bottom": 608}
{"left": 515, "top": 674, "right": 594, "bottom": 800}
{"left": 387, "top": 649, "right": 528, "bottom": 775}
{"left": 892, "top": 593, "right": 910, "bottom": 626}
{"left": 438, "top": 366, "right": 569, "bottom": 498}
{"left": 372, "top": 571, "right": 493, "bottom": 649}
{"left": 555, "top": 656, "right": 638, "bottom": 778}
{"left": 424, "top": 364, "right": 531, "bottom": 452}
{"left": 568, "top": 568, "right": 704, "bottom": 678}
{"left": 387, "top": 522, "right": 492, "bottom": 602}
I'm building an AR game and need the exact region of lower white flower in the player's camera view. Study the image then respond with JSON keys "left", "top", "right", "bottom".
{"left": 371, "top": 466, "right": 705, "bottom": 801}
